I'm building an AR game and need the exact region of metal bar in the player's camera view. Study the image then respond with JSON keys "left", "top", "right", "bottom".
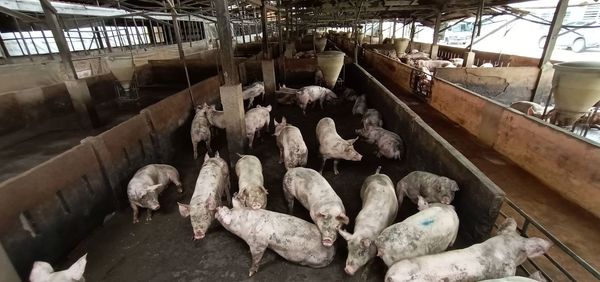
{"left": 165, "top": 20, "right": 174, "bottom": 45}
{"left": 113, "top": 19, "right": 125, "bottom": 50}
{"left": 27, "top": 28, "right": 40, "bottom": 55}
{"left": 392, "top": 19, "right": 396, "bottom": 38}
{"left": 92, "top": 23, "right": 104, "bottom": 52}
{"left": 238, "top": 0, "right": 246, "bottom": 44}
{"left": 167, "top": 0, "right": 195, "bottom": 105}
{"left": 72, "top": 15, "right": 89, "bottom": 54}
{"left": 378, "top": 18, "right": 383, "bottom": 42}
{"left": 131, "top": 17, "right": 144, "bottom": 47}
{"left": 149, "top": 19, "right": 157, "bottom": 46}
{"left": 261, "top": 0, "right": 269, "bottom": 58}
{"left": 468, "top": 17, "right": 519, "bottom": 49}
{"left": 188, "top": 14, "right": 193, "bottom": 47}
{"left": 40, "top": 23, "right": 54, "bottom": 58}
{"left": 122, "top": 17, "right": 135, "bottom": 50}
{"left": 14, "top": 18, "right": 34, "bottom": 60}
{"left": 100, "top": 21, "right": 113, "bottom": 52}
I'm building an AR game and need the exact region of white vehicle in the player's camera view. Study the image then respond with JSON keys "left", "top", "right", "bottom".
{"left": 538, "top": 21, "right": 600, "bottom": 53}
{"left": 443, "top": 21, "right": 474, "bottom": 45}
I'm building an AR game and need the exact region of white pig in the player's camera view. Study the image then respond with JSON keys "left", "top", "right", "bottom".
{"left": 283, "top": 167, "right": 350, "bottom": 247}
{"left": 353, "top": 95, "right": 367, "bottom": 115}
{"left": 375, "top": 196, "right": 459, "bottom": 266}
{"left": 384, "top": 218, "right": 553, "bottom": 282}
{"left": 30, "top": 254, "right": 87, "bottom": 282}
{"left": 355, "top": 125, "right": 403, "bottom": 160}
{"left": 127, "top": 164, "right": 182, "bottom": 223}
{"left": 449, "top": 58, "right": 464, "bottom": 66}
{"left": 215, "top": 201, "right": 335, "bottom": 277}
{"left": 235, "top": 154, "right": 268, "bottom": 209}
{"left": 206, "top": 104, "right": 226, "bottom": 129}
{"left": 341, "top": 87, "right": 359, "bottom": 102}
{"left": 339, "top": 167, "right": 398, "bottom": 275}
{"left": 481, "top": 62, "right": 494, "bottom": 67}
{"left": 242, "top": 81, "right": 265, "bottom": 108}
{"left": 178, "top": 152, "right": 230, "bottom": 240}
{"left": 362, "top": 108, "right": 383, "bottom": 128}
{"left": 316, "top": 117, "right": 362, "bottom": 175}
{"left": 296, "top": 86, "right": 338, "bottom": 115}
{"left": 245, "top": 105, "right": 272, "bottom": 149}
{"left": 273, "top": 117, "right": 308, "bottom": 170}
{"left": 191, "top": 105, "right": 212, "bottom": 158}
{"left": 396, "top": 171, "right": 459, "bottom": 205}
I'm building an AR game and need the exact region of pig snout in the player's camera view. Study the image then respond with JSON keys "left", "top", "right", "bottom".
{"left": 441, "top": 196, "right": 451, "bottom": 205}
{"left": 344, "top": 265, "right": 357, "bottom": 275}
{"left": 377, "top": 248, "right": 383, "bottom": 257}
{"left": 322, "top": 238, "right": 334, "bottom": 247}
{"left": 251, "top": 203, "right": 262, "bottom": 209}
{"left": 149, "top": 203, "right": 160, "bottom": 211}
{"left": 194, "top": 231, "right": 205, "bottom": 240}
{"left": 349, "top": 152, "right": 363, "bottom": 161}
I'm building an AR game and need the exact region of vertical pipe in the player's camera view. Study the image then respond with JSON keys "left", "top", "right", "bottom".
{"left": 13, "top": 18, "right": 33, "bottom": 60}
{"left": 149, "top": 19, "right": 157, "bottom": 47}
{"left": 72, "top": 15, "right": 89, "bottom": 54}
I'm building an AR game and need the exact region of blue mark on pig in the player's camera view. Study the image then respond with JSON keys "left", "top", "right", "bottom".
{"left": 421, "top": 219, "right": 434, "bottom": 226}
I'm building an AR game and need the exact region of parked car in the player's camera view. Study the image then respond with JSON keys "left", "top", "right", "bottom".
{"left": 538, "top": 21, "right": 600, "bottom": 52}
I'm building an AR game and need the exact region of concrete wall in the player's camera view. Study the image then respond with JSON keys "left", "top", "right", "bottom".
{"left": 149, "top": 50, "right": 219, "bottom": 85}
{"left": 348, "top": 64, "right": 505, "bottom": 243}
{"left": 0, "top": 76, "right": 222, "bottom": 278}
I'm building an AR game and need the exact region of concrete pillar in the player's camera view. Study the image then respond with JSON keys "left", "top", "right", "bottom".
{"left": 220, "top": 84, "right": 246, "bottom": 156}
{"left": 462, "top": 51, "right": 475, "bottom": 67}
{"left": 0, "top": 244, "right": 20, "bottom": 282}
{"left": 262, "top": 59, "right": 276, "bottom": 96}
{"left": 430, "top": 44, "right": 439, "bottom": 60}
{"left": 65, "top": 79, "right": 100, "bottom": 129}
{"left": 238, "top": 62, "right": 248, "bottom": 85}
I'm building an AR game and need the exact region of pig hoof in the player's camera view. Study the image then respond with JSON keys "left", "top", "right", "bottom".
{"left": 334, "top": 170, "right": 340, "bottom": 175}
{"left": 133, "top": 219, "right": 139, "bottom": 224}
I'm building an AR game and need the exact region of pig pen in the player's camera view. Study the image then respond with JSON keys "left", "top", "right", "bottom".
{"left": 0, "top": 65, "right": 504, "bottom": 281}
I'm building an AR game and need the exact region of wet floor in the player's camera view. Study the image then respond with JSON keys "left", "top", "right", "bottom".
{"left": 61, "top": 95, "right": 470, "bottom": 281}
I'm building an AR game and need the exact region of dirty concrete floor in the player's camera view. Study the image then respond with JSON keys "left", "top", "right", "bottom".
{"left": 0, "top": 86, "right": 181, "bottom": 183}
{"left": 63, "top": 98, "right": 471, "bottom": 282}
{"left": 367, "top": 69, "right": 600, "bottom": 280}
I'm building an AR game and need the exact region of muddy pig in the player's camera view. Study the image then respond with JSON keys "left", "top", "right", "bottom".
{"left": 206, "top": 104, "right": 226, "bottom": 129}
{"left": 316, "top": 117, "right": 362, "bottom": 175}
{"left": 339, "top": 167, "right": 398, "bottom": 275}
{"left": 235, "top": 154, "right": 268, "bottom": 209}
{"left": 355, "top": 125, "right": 403, "bottom": 160}
{"left": 245, "top": 105, "right": 271, "bottom": 148}
{"left": 273, "top": 117, "right": 308, "bottom": 170}
{"left": 352, "top": 95, "right": 367, "bottom": 115}
{"left": 242, "top": 81, "right": 265, "bottom": 108}
{"left": 30, "top": 254, "right": 87, "bottom": 282}
{"left": 375, "top": 196, "right": 459, "bottom": 266}
{"left": 191, "top": 104, "right": 212, "bottom": 158}
{"left": 384, "top": 218, "right": 552, "bottom": 282}
{"left": 296, "top": 86, "right": 338, "bottom": 115}
{"left": 283, "top": 167, "right": 349, "bottom": 247}
{"left": 396, "top": 171, "right": 459, "bottom": 205}
{"left": 178, "top": 152, "right": 230, "bottom": 240}
{"left": 127, "top": 164, "right": 182, "bottom": 223}
{"left": 215, "top": 199, "right": 335, "bottom": 277}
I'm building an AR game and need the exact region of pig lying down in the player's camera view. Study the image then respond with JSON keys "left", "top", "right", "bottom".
{"left": 356, "top": 125, "right": 404, "bottom": 160}
{"left": 362, "top": 108, "right": 383, "bottom": 128}
{"left": 178, "top": 152, "right": 230, "bottom": 240}
{"left": 340, "top": 167, "right": 398, "bottom": 275}
{"left": 30, "top": 254, "right": 87, "bottom": 282}
{"left": 242, "top": 81, "right": 265, "bottom": 108}
{"left": 191, "top": 104, "right": 212, "bottom": 158}
{"left": 283, "top": 167, "right": 349, "bottom": 247}
{"left": 396, "top": 171, "right": 459, "bottom": 205}
{"left": 215, "top": 198, "right": 335, "bottom": 277}
{"left": 245, "top": 105, "right": 272, "bottom": 149}
{"left": 127, "top": 164, "right": 182, "bottom": 223}
{"left": 273, "top": 117, "right": 308, "bottom": 170}
{"left": 296, "top": 86, "right": 338, "bottom": 115}
{"left": 376, "top": 196, "right": 459, "bottom": 267}
{"left": 316, "top": 117, "right": 362, "bottom": 175}
{"left": 235, "top": 154, "right": 268, "bottom": 209}
{"left": 384, "top": 218, "right": 552, "bottom": 282}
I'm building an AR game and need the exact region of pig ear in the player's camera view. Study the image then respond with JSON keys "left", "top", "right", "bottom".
{"left": 204, "top": 153, "right": 210, "bottom": 162}
{"left": 317, "top": 211, "right": 327, "bottom": 218}
{"left": 361, "top": 238, "right": 372, "bottom": 248}
{"left": 207, "top": 198, "right": 217, "bottom": 211}
{"left": 417, "top": 196, "right": 429, "bottom": 211}
{"left": 497, "top": 218, "right": 518, "bottom": 235}
{"left": 338, "top": 229, "right": 352, "bottom": 241}
{"left": 260, "top": 186, "right": 269, "bottom": 195}
{"left": 30, "top": 261, "right": 54, "bottom": 281}
{"left": 347, "top": 137, "right": 359, "bottom": 145}
{"left": 148, "top": 184, "right": 163, "bottom": 193}
{"left": 266, "top": 105, "right": 272, "bottom": 111}
{"left": 451, "top": 182, "right": 459, "bottom": 192}
{"left": 282, "top": 116, "right": 287, "bottom": 123}
{"left": 336, "top": 213, "right": 350, "bottom": 225}
{"left": 274, "top": 119, "right": 279, "bottom": 126}
{"left": 523, "top": 238, "right": 552, "bottom": 258}
{"left": 65, "top": 254, "right": 87, "bottom": 280}
{"left": 178, "top": 202, "right": 191, "bottom": 218}
{"left": 232, "top": 193, "right": 243, "bottom": 208}
{"left": 215, "top": 151, "right": 220, "bottom": 158}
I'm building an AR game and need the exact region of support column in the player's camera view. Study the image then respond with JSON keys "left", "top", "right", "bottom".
{"left": 408, "top": 19, "right": 416, "bottom": 51}
{"left": 531, "top": 0, "right": 570, "bottom": 102}
{"left": 463, "top": 51, "right": 475, "bottom": 67}
{"left": 261, "top": 0, "right": 270, "bottom": 59}
{"left": 262, "top": 59, "right": 276, "bottom": 96}
{"left": 378, "top": 18, "right": 383, "bottom": 43}
{"left": 40, "top": 0, "right": 99, "bottom": 128}
{"left": 392, "top": 19, "right": 397, "bottom": 38}
{"left": 215, "top": 0, "right": 245, "bottom": 160}
{"left": 431, "top": 11, "right": 442, "bottom": 59}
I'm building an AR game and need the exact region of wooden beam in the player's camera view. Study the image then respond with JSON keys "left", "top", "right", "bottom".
{"left": 261, "top": 0, "right": 269, "bottom": 58}
{"left": 39, "top": 0, "right": 76, "bottom": 79}
{"left": 215, "top": 0, "right": 239, "bottom": 85}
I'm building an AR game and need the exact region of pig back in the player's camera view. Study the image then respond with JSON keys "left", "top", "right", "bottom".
{"left": 357, "top": 174, "right": 398, "bottom": 231}
{"left": 235, "top": 155, "right": 264, "bottom": 187}
{"left": 285, "top": 168, "right": 342, "bottom": 212}
{"left": 192, "top": 158, "right": 229, "bottom": 202}
{"left": 316, "top": 118, "right": 338, "bottom": 143}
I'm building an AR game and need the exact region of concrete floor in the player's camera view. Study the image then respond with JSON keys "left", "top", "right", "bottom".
{"left": 0, "top": 86, "right": 180, "bottom": 183}
{"left": 367, "top": 69, "right": 600, "bottom": 280}
{"left": 60, "top": 98, "right": 473, "bottom": 281}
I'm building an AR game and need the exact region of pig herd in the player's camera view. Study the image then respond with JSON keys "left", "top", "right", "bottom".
{"left": 29, "top": 82, "right": 552, "bottom": 282}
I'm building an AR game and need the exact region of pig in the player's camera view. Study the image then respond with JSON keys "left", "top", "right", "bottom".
{"left": 30, "top": 254, "right": 87, "bottom": 282}
{"left": 339, "top": 167, "right": 398, "bottom": 275}
{"left": 273, "top": 117, "right": 308, "bottom": 170}
{"left": 509, "top": 101, "right": 550, "bottom": 119}
{"left": 375, "top": 196, "right": 459, "bottom": 266}
{"left": 178, "top": 152, "right": 230, "bottom": 240}
{"left": 352, "top": 95, "right": 367, "bottom": 115}
{"left": 206, "top": 104, "right": 226, "bottom": 129}
{"left": 481, "top": 62, "right": 494, "bottom": 67}
{"left": 362, "top": 108, "right": 383, "bottom": 128}
{"left": 283, "top": 167, "right": 350, "bottom": 247}
{"left": 245, "top": 105, "right": 272, "bottom": 149}
{"left": 316, "top": 117, "right": 362, "bottom": 175}
{"left": 341, "top": 87, "right": 359, "bottom": 102}
{"left": 449, "top": 58, "right": 464, "bottom": 66}
{"left": 384, "top": 218, "right": 553, "bottom": 282}
{"left": 315, "top": 68, "right": 324, "bottom": 86}
{"left": 417, "top": 60, "right": 454, "bottom": 70}
{"left": 355, "top": 125, "right": 403, "bottom": 160}
{"left": 191, "top": 104, "right": 212, "bottom": 158}
{"left": 242, "top": 81, "right": 265, "bottom": 108}
{"left": 235, "top": 154, "right": 268, "bottom": 209}
{"left": 396, "top": 171, "right": 459, "bottom": 205}
{"left": 215, "top": 200, "right": 335, "bottom": 277}
{"left": 296, "top": 86, "right": 338, "bottom": 115}
{"left": 275, "top": 84, "right": 299, "bottom": 105}
{"left": 127, "top": 164, "right": 182, "bottom": 223}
